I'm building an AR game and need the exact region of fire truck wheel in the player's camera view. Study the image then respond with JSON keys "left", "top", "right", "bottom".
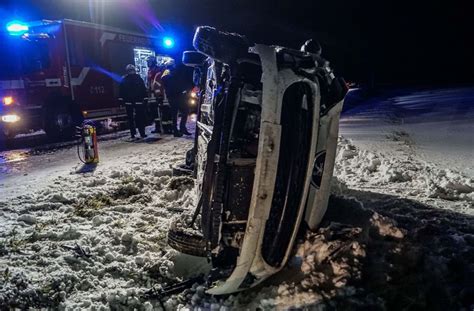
{"left": 182, "top": 51, "right": 207, "bottom": 67}
{"left": 43, "top": 98, "right": 83, "bottom": 140}
{"left": 167, "top": 220, "right": 207, "bottom": 257}
{"left": 192, "top": 26, "right": 250, "bottom": 64}
{"left": 0, "top": 129, "right": 15, "bottom": 147}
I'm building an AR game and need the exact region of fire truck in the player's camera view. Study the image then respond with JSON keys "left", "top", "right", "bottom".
{"left": 0, "top": 19, "right": 175, "bottom": 140}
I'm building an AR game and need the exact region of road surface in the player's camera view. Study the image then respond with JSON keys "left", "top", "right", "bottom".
{"left": 0, "top": 129, "right": 192, "bottom": 199}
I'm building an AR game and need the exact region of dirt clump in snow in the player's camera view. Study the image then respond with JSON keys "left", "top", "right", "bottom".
{"left": 168, "top": 176, "right": 195, "bottom": 191}
{"left": 73, "top": 193, "right": 113, "bottom": 218}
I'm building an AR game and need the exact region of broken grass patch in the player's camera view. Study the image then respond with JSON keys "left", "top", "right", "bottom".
{"left": 113, "top": 183, "right": 142, "bottom": 200}
{"left": 73, "top": 193, "right": 113, "bottom": 218}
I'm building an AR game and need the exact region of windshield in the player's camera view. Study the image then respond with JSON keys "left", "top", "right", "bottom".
{"left": 0, "top": 36, "right": 22, "bottom": 79}
{"left": 0, "top": 36, "right": 50, "bottom": 79}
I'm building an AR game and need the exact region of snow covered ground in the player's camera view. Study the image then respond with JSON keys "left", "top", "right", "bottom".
{"left": 341, "top": 87, "right": 474, "bottom": 177}
{"left": 0, "top": 87, "right": 473, "bottom": 310}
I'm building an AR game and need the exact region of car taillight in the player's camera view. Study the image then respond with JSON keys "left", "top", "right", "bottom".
{"left": 2, "top": 96, "right": 14, "bottom": 106}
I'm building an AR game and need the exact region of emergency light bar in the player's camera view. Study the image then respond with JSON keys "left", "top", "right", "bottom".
{"left": 6, "top": 21, "right": 29, "bottom": 36}
{"left": 163, "top": 36, "right": 175, "bottom": 48}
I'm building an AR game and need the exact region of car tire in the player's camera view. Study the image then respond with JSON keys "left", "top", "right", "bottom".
{"left": 193, "top": 26, "right": 250, "bottom": 64}
{"left": 182, "top": 51, "right": 207, "bottom": 67}
{"left": 167, "top": 220, "right": 207, "bottom": 257}
{"left": 43, "top": 97, "right": 83, "bottom": 141}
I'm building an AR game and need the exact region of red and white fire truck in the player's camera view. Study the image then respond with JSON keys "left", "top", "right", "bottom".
{"left": 0, "top": 19, "right": 175, "bottom": 139}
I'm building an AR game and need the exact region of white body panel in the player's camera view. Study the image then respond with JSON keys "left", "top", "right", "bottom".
{"left": 207, "top": 44, "right": 325, "bottom": 295}
{"left": 305, "top": 100, "right": 343, "bottom": 229}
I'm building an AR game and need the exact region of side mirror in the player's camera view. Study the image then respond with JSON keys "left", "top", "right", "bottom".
{"left": 182, "top": 51, "right": 207, "bottom": 68}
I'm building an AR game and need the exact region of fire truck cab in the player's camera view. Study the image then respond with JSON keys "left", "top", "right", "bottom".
{"left": 0, "top": 19, "right": 174, "bottom": 139}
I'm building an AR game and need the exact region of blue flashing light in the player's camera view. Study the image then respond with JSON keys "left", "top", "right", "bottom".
{"left": 163, "top": 36, "right": 175, "bottom": 49}
{"left": 6, "top": 21, "right": 29, "bottom": 35}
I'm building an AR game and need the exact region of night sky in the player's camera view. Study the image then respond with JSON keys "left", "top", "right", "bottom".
{"left": 1, "top": 0, "right": 473, "bottom": 86}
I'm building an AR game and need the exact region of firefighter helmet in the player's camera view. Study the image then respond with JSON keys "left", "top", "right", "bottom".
{"left": 301, "top": 39, "right": 322, "bottom": 56}
{"left": 125, "top": 64, "right": 136, "bottom": 73}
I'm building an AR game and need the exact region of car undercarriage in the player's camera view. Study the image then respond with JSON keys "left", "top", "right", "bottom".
{"left": 168, "top": 26, "right": 348, "bottom": 295}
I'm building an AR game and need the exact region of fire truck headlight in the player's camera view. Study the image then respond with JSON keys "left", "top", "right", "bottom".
{"left": 189, "top": 99, "right": 196, "bottom": 106}
{"left": 2, "top": 96, "right": 14, "bottom": 106}
{"left": 1, "top": 114, "right": 21, "bottom": 123}
{"left": 190, "top": 91, "right": 197, "bottom": 99}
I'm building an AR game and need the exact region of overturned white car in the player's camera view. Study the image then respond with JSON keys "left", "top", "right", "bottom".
{"left": 168, "top": 26, "right": 348, "bottom": 295}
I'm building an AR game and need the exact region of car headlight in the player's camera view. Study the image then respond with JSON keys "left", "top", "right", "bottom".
{"left": 189, "top": 99, "right": 196, "bottom": 106}
{"left": 2, "top": 96, "right": 14, "bottom": 106}
{"left": 1, "top": 114, "right": 21, "bottom": 123}
{"left": 190, "top": 91, "right": 198, "bottom": 99}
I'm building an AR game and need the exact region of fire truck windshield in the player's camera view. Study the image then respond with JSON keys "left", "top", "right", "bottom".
{"left": 0, "top": 36, "right": 21, "bottom": 78}
{"left": 0, "top": 36, "right": 50, "bottom": 78}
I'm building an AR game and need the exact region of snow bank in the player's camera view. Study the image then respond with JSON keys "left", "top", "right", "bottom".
{"left": 335, "top": 137, "right": 473, "bottom": 214}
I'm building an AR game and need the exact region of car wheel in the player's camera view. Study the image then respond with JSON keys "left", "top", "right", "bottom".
{"left": 193, "top": 26, "right": 250, "bottom": 64}
{"left": 167, "top": 220, "right": 207, "bottom": 257}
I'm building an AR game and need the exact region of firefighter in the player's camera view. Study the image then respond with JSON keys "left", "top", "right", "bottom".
{"left": 119, "top": 64, "right": 148, "bottom": 139}
{"left": 146, "top": 56, "right": 171, "bottom": 134}
{"left": 162, "top": 61, "right": 191, "bottom": 137}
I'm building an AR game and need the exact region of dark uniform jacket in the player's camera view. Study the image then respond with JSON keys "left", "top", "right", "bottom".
{"left": 161, "top": 69, "right": 182, "bottom": 99}
{"left": 119, "top": 74, "right": 147, "bottom": 103}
